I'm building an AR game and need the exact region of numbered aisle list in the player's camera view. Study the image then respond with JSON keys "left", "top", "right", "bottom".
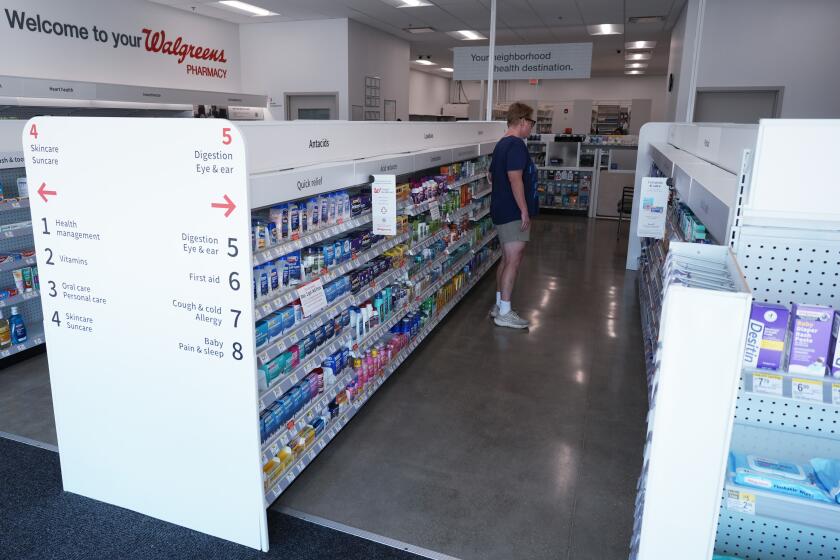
{"left": 23, "top": 118, "right": 267, "bottom": 550}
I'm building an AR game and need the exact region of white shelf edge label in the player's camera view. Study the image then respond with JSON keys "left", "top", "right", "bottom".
{"left": 752, "top": 372, "right": 783, "bottom": 397}
{"left": 372, "top": 174, "right": 397, "bottom": 236}
{"left": 296, "top": 278, "right": 328, "bottom": 317}
{"left": 726, "top": 489, "right": 756, "bottom": 516}
{"left": 792, "top": 378, "right": 823, "bottom": 403}
{"left": 833, "top": 384, "right": 840, "bottom": 406}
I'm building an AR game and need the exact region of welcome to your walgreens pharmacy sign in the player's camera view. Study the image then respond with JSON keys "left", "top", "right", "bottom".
{"left": 3, "top": 7, "right": 231, "bottom": 80}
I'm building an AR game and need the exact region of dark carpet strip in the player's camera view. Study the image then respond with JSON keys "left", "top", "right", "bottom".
{"left": 0, "top": 437, "right": 422, "bottom": 560}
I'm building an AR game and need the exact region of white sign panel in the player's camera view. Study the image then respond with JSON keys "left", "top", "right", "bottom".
{"left": 637, "top": 177, "right": 669, "bottom": 239}
{"left": 296, "top": 278, "right": 328, "bottom": 317}
{"left": 453, "top": 43, "right": 592, "bottom": 80}
{"left": 0, "top": 150, "right": 25, "bottom": 170}
{"left": 0, "top": 0, "right": 240, "bottom": 90}
{"left": 23, "top": 117, "right": 266, "bottom": 550}
{"left": 372, "top": 174, "right": 397, "bottom": 236}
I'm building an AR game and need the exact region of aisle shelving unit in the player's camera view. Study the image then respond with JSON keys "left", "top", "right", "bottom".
{"left": 0, "top": 120, "right": 42, "bottom": 360}
{"left": 536, "top": 167, "right": 592, "bottom": 212}
{"left": 631, "top": 120, "right": 840, "bottom": 560}
{"left": 25, "top": 118, "right": 505, "bottom": 552}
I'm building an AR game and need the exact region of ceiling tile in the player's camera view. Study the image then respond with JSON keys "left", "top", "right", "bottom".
{"left": 573, "top": 0, "right": 624, "bottom": 25}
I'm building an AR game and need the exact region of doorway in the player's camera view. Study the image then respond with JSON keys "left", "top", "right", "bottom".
{"left": 693, "top": 88, "right": 783, "bottom": 123}
{"left": 285, "top": 93, "right": 339, "bottom": 120}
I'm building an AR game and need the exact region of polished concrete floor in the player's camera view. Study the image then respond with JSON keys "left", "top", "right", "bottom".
{"left": 0, "top": 216, "right": 647, "bottom": 559}
{"left": 273, "top": 216, "right": 648, "bottom": 560}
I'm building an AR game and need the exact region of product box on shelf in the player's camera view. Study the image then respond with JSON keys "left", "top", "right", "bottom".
{"left": 743, "top": 302, "right": 790, "bottom": 371}
{"left": 829, "top": 312, "right": 840, "bottom": 377}
{"left": 787, "top": 303, "right": 834, "bottom": 376}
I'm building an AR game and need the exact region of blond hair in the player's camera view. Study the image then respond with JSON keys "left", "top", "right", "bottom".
{"left": 506, "top": 102, "right": 534, "bottom": 126}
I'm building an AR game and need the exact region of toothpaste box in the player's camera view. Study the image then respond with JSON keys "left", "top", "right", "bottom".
{"left": 743, "top": 302, "right": 790, "bottom": 370}
{"left": 829, "top": 312, "right": 840, "bottom": 377}
{"left": 788, "top": 303, "right": 834, "bottom": 376}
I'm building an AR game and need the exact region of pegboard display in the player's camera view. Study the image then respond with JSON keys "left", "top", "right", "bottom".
{"left": 735, "top": 226, "right": 840, "bottom": 307}
{"left": 716, "top": 510, "right": 840, "bottom": 560}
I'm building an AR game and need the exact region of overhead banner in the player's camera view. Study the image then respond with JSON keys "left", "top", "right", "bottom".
{"left": 453, "top": 43, "right": 592, "bottom": 81}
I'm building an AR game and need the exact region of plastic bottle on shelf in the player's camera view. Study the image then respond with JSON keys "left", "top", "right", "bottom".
{"left": 0, "top": 310, "right": 10, "bottom": 349}
{"left": 9, "top": 306, "right": 26, "bottom": 344}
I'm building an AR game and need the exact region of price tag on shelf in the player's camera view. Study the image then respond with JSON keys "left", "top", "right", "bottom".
{"left": 296, "top": 278, "right": 328, "bottom": 317}
{"left": 726, "top": 489, "right": 756, "bottom": 515}
{"left": 752, "top": 373, "right": 783, "bottom": 397}
{"left": 833, "top": 384, "right": 840, "bottom": 406}
{"left": 429, "top": 200, "right": 441, "bottom": 221}
{"left": 792, "top": 378, "right": 824, "bottom": 403}
{"left": 286, "top": 473, "right": 295, "bottom": 484}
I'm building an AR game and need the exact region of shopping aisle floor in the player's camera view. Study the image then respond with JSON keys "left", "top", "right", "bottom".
{"left": 273, "top": 216, "right": 648, "bottom": 560}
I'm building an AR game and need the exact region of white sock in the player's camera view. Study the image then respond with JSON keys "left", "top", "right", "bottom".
{"left": 499, "top": 300, "right": 511, "bottom": 315}
{"left": 495, "top": 292, "right": 501, "bottom": 306}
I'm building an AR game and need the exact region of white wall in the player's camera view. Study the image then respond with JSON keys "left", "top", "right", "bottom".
{"left": 460, "top": 76, "right": 667, "bottom": 126}
{"left": 0, "top": 0, "right": 241, "bottom": 91}
{"left": 239, "top": 19, "right": 349, "bottom": 120}
{"left": 347, "top": 20, "right": 409, "bottom": 121}
{"left": 696, "top": 0, "right": 840, "bottom": 118}
{"left": 663, "top": 0, "right": 703, "bottom": 122}
{"left": 409, "top": 70, "right": 451, "bottom": 116}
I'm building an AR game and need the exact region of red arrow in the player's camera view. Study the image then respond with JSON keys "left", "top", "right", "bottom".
{"left": 211, "top": 194, "right": 236, "bottom": 218}
{"left": 38, "top": 183, "right": 57, "bottom": 203}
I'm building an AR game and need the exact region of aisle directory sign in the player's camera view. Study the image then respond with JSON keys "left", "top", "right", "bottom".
{"left": 637, "top": 177, "right": 669, "bottom": 239}
{"left": 23, "top": 118, "right": 267, "bottom": 550}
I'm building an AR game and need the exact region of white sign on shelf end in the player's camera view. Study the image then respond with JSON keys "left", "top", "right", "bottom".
{"left": 637, "top": 177, "right": 669, "bottom": 239}
{"left": 429, "top": 200, "right": 441, "bottom": 221}
{"left": 296, "top": 278, "right": 328, "bottom": 317}
{"left": 372, "top": 174, "right": 397, "bottom": 236}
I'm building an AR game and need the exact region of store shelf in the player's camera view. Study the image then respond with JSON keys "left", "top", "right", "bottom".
{"left": 402, "top": 198, "right": 438, "bottom": 217}
{"left": 0, "top": 198, "right": 30, "bottom": 212}
{"left": 723, "top": 481, "right": 840, "bottom": 533}
{"left": 0, "top": 323, "right": 45, "bottom": 359}
{"left": 742, "top": 368, "right": 840, "bottom": 406}
{"left": 252, "top": 212, "right": 372, "bottom": 267}
{"left": 408, "top": 251, "right": 448, "bottom": 282}
{"left": 0, "top": 223, "right": 33, "bottom": 239}
{"left": 472, "top": 230, "right": 497, "bottom": 253}
{"left": 353, "top": 265, "right": 407, "bottom": 304}
{"left": 444, "top": 236, "right": 471, "bottom": 255}
{"left": 470, "top": 207, "right": 490, "bottom": 221}
{"left": 445, "top": 205, "right": 471, "bottom": 222}
{"left": 472, "top": 185, "right": 492, "bottom": 199}
{"left": 0, "top": 254, "right": 36, "bottom": 273}
{"left": 254, "top": 232, "right": 410, "bottom": 321}
{"left": 0, "top": 290, "right": 39, "bottom": 308}
{"left": 540, "top": 205, "right": 588, "bottom": 211}
{"left": 264, "top": 251, "right": 501, "bottom": 504}
{"left": 408, "top": 229, "right": 447, "bottom": 255}
{"left": 259, "top": 334, "right": 352, "bottom": 412}
{"left": 450, "top": 172, "right": 487, "bottom": 189}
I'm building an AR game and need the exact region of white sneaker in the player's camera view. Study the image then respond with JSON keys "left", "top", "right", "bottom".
{"left": 489, "top": 304, "right": 499, "bottom": 318}
{"left": 494, "top": 310, "right": 529, "bottom": 329}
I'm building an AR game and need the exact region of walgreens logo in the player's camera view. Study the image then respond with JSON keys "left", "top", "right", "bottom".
{"left": 140, "top": 28, "right": 227, "bottom": 65}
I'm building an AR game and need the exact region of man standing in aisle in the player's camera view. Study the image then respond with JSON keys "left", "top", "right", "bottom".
{"left": 489, "top": 102, "right": 538, "bottom": 329}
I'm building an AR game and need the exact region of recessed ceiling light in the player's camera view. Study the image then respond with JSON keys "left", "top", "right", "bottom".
{"left": 394, "top": 0, "right": 434, "bottom": 6}
{"left": 403, "top": 26, "right": 435, "bottom": 34}
{"left": 440, "top": 67, "right": 454, "bottom": 72}
{"left": 587, "top": 24, "right": 624, "bottom": 36}
{"left": 625, "top": 62, "right": 648, "bottom": 69}
{"left": 626, "top": 52, "right": 652, "bottom": 61}
{"left": 625, "top": 70, "right": 644, "bottom": 75}
{"left": 628, "top": 15, "right": 665, "bottom": 24}
{"left": 625, "top": 41, "right": 657, "bottom": 50}
{"left": 217, "top": 1, "right": 277, "bottom": 16}
{"left": 447, "top": 30, "right": 486, "bottom": 40}
{"left": 414, "top": 59, "right": 436, "bottom": 66}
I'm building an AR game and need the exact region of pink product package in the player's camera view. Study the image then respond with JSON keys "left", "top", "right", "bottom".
{"left": 787, "top": 303, "right": 834, "bottom": 376}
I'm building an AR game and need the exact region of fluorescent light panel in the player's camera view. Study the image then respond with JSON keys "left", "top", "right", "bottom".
{"left": 218, "top": 1, "right": 276, "bottom": 16}
{"left": 397, "top": 0, "right": 434, "bottom": 6}
{"left": 414, "top": 59, "right": 436, "bottom": 65}
{"left": 628, "top": 15, "right": 664, "bottom": 24}
{"left": 448, "top": 30, "right": 486, "bottom": 40}
{"left": 625, "top": 63, "right": 648, "bottom": 69}
{"left": 587, "top": 23, "right": 624, "bottom": 35}
{"left": 625, "top": 41, "right": 657, "bottom": 50}
{"left": 440, "top": 67, "right": 454, "bottom": 72}
{"left": 626, "top": 53, "right": 651, "bottom": 61}
{"left": 625, "top": 70, "right": 644, "bottom": 75}
{"left": 403, "top": 26, "right": 435, "bottom": 34}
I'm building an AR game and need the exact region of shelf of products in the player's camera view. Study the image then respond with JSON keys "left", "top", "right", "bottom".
{"left": 1, "top": 221, "right": 33, "bottom": 239}
{"left": 537, "top": 168, "right": 592, "bottom": 211}
{"left": 0, "top": 198, "right": 30, "bottom": 211}
{"left": 527, "top": 138, "right": 547, "bottom": 166}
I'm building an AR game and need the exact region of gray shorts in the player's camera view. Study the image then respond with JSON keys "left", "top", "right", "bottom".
{"left": 496, "top": 220, "right": 530, "bottom": 244}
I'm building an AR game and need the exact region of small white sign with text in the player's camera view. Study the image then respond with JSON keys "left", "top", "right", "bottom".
{"left": 372, "top": 174, "right": 397, "bottom": 236}
{"left": 637, "top": 177, "right": 669, "bottom": 239}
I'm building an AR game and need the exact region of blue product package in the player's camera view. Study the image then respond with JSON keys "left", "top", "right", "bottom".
{"left": 324, "top": 318, "right": 335, "bottom": 340}
{"left": 260, "top": 411, "right": 272, "bottom": 441}
{"left": 322, "top": 243, "right": 335, "bottom": 268}
{"left": 269, "top": 263, "right": 280, "bottom": 292}
{"left": 286, "top": 251, "right": 302, "bottom": 283}
{"left": 277, "top": 396, "right": 293, "bottom": 424}
{"left": 256, "top": 321, "right": 269, "bottom": 347}
{"left": 323, "top": 281, "right": 336, "bottom": 303}
{"left": 311, "top": 417, "right": 326, "bottom": 435}
{"left": 322, "top": 354, "right": 337, "bottom": 374}
{"left": 334, "top": 240, "right": 344, "bottom": 263}
{"left": 811, "top": 458, "right": 840, "bottom": 503}
{"left": 315, "top": 325, "right": 326, "bottom": 347}
{"left": 266, "top": 314, "right": 284, "bottom": 338}
{"left": 340, "top": 348, "right": 350, "bottom": 370}
{"left": 342, "top": 238, "right": 352, "bottom": 260}
{"left": 303, "top": 333, "right": 317, "bottom": 356}
{"left": 340, "top": 309, "right": 351, "bottom": 327}
{"left": 258, "top": 265, "right": 269, "bottom": 297}
{"left": 320, "top": 194, "right": 329, "bottom": 225}
{"left": 333, "top": 316, "right": 342, "bottom": 336}
{"left": 279, "top": 307, "right": 296, "bottom": 332}
{"left": 268, "top": 403, "right": 285, "bottom": 433}
{"left": 350, "top": 235, "right": 363, "bottom": 256}
{"left": 730, "top": 452, "right": 833, "bottom": 503}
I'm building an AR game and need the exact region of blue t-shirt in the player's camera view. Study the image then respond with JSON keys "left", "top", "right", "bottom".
{"left": 489, "top": 136, "right": 539, "bottom": 225}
